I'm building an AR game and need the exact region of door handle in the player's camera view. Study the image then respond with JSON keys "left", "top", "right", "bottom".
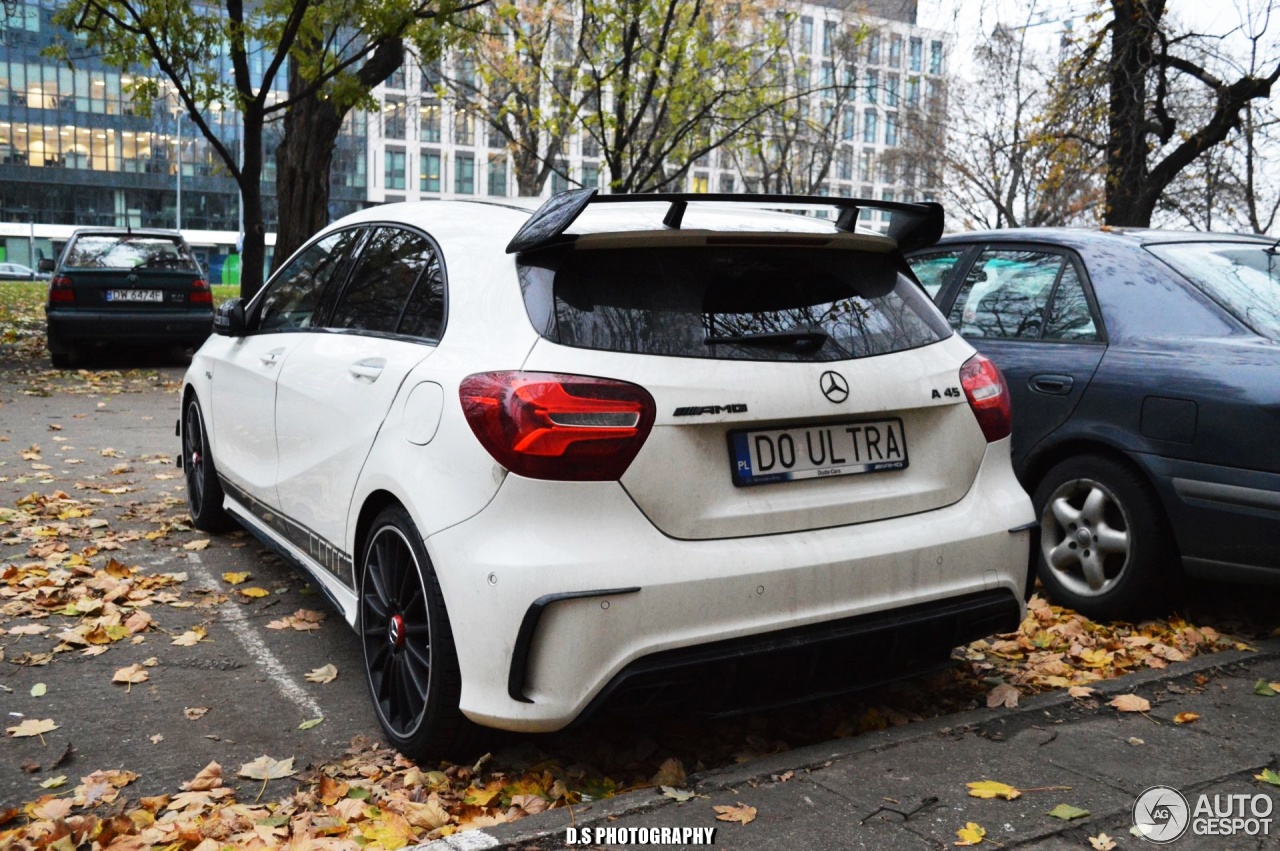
{"left": 259, "top": 348, "right": 285, "bottom": 367}
{"left": 349, "top": 358, "right": 386, "bottom": 382}
{"left": 1030, "top": 373, "right": 1074, "bottom": 395}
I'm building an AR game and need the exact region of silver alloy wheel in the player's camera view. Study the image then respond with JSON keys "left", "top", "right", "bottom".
{"left": 1040, "top": 477, "right": 1133, "bottom": 598}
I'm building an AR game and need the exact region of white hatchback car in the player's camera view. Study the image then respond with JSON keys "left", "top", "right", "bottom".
{"left": 182, "top": 191, "right": 1034, "bottom": 758}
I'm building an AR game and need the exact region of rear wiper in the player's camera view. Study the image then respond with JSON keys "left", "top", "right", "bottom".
{"left": 704, "top": 329, "right": 829, "bottom": 351}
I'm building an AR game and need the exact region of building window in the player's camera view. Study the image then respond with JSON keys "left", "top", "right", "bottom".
{"left": 866, "top": 70, "right": 878, "bottom": 103}
{"left": 866, "top": 32, "right": 881, "bottom": 64}
{"left": 383, "top": 96, "right": 406, "bottom": 140}
{"left": 859, "top": 149, "right": 873, "bottom": 182}
{"left": 800, "top": 16, "right": 813, "bottom": 53}
{"left": 823, "top": 21, "right": 836, "bottom": 57}
{"left": 420, "top": 149, "right": 441, "bottom": 192}
{"left": 582, "top": 134, "right": 600, "bottom": 158}
{"left": 550, "top": 159, "right": 570, "bottom": 194}
{"left": 384, "top": 147, "right": 406, "bottom": 191}
{"left": 909, "top": 37, "right": 923, "bottom": 72}
{"left": 421, "top": 59, "right": 442, "bottom": 92}
{"left": 880, "top": 158, "right": 895, "bottom": 184}
{"left": 487, "top": 154, "right": 506, "bottom": 195}
{"left": 582, "top": 161, "right": 600, "bottom": 189}
{"left": 841, "top": 106, "right": 856, "bottom": 141}
{"left": 906, "top": 78, "right": 920, "bottom": 108}
{"left": 885, "top": 74, "right": 899, "bottom": 107}
{"left": 420, "top": 102, "right": 441, "bottom": 143}
{"left": 487, "top": 113, "right": 506, "bottom": 149}
{"left": 863, "top": 109, "right": 877, "bottom": 143}
{"left": 931, "top": 41, "right": 944, "bottom": 74}
{"left": 453, "top": 106, "right": 474, "bottom": 146}
{"left": 821, "top": 61, "right": 834, "bottom": 88}
{"left": 885, "top": 112, "right": 898, "bottom": 146}
{"left": 387, "top": 62, "right": 406, "bottom": 90}
{"left": 889, "top": 35, "right": 902, "bottom": 68}
{"left": 720, "top": 173, "right": 735, "bottom": 193}
{"left": 454, "top": 151, "right": 474, "bottom": 194}
{"left": 692, "top": 172, "right": 709, "bottom": 193}
{"left": 837, "top": 147, "right": 853, "bottom": 181}
{"left": 880, "top": 189, "right": 895, "bottom": 219}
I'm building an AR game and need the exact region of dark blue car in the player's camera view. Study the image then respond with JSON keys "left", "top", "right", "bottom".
{"left": 907, "top": 228, "right": 1280, "bottom": 620}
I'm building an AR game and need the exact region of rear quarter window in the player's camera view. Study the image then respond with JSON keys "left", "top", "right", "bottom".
{"left": 518, "top": 245, "right": 950, "bottom": 362}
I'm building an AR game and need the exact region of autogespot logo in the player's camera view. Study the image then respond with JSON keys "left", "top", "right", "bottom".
{"left": 1133, "top": 786, "right": 1191, "bottom": 843}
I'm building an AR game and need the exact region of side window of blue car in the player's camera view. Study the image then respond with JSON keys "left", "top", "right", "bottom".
{"left": 1043, "top": 265, "right": 1099, "bottom": 341}
{"left": 947, "top": 249, "right": 1099, "bottom": 343}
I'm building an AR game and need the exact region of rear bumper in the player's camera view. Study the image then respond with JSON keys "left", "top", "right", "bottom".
{"left": 424, "top": 438, "right": 1034, "bottom": 732}
{"left": 47, "top": 309, "right": 213, "bottom": 348}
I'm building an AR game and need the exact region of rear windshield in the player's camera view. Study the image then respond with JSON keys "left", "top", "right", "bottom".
{"left": 1147, "top": 241, "right": 1280, "bottom": 340}
{"left": 65, "top": 235, "right": 197, "bottom": 271}
{"left": 518, "top": 245, "right": 950, "bottom": 362}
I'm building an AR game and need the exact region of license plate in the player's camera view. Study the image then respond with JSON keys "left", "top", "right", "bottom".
{"left": 729, "top": 418, "right": 908, "bottom": 487}
{"left": 106, "top": 290, "right": 163, "bottom": 302}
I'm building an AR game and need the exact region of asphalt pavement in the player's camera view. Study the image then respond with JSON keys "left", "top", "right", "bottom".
{"left": 0, "top": 355, "right": 383, "bottom": 807}
{"left": 461, "top": 647, "right": 1280, "bottom": 850}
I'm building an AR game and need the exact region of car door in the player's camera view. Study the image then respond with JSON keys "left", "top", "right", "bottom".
{"left": 273, "top": 225, "right": 444, "bottom": 565}
{"left": 924, "top": 246, "right": 1107, "bottom": 472}
{"left": 210, "top": 227, "right": 364, "bottom": 503}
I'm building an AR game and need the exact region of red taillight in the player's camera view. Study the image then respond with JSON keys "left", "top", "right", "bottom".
{"left": 459, "top": 371, "right": 657, "bottom": 481}
{"left": 959, "top": 353, "right": 1012, "bottom": 442}
{"left": 49, "top": 276, "right": 75, "bottom": 305}
{"left": 190, "top": 278, "right": 212, "bottom": 304}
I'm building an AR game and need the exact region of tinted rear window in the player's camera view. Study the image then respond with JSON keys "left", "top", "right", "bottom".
{"left": 1147, "top": 241, "right": 1280, "bottom": 340}
{"left": 65, "top": 235, "right": 197, "bottom": 271}
{"left": 519, "top": 245, "right": 950, "bottom": 361}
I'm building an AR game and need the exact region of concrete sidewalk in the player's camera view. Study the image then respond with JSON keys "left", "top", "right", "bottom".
{"left": 435, "top": 641, "right": 1280, "bottom": 850}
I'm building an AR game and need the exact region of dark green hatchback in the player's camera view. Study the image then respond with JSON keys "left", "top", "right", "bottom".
{"left": 43, "top": 228, "right": 215, "bottom": 367}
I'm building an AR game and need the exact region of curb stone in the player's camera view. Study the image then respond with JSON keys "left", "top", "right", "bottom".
{"left": 412, "top": 637, "right": 1280, "bottom": 850}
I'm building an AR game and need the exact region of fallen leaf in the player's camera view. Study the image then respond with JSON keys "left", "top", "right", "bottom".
{"left": 150, "top": 733, "right": 164, "bottom": 744}
{"left": 1068, "top": 686, "right": 1096, "bottom": 699}
{"left": 7, "top": 718, "right": 58, "bottom": 740}
{"left": 298, "top": 717, "right": 323, "bottom": 730}
{"left": 171, "top": 627, "right": 207, "bottom": 647}
{"left": 1047, "top": 803, "right": 1091, "bottom": 821}
{"left": 1255, "top": 768, "right": 1280, "bottom": 786}
{"left": 238, "top": 755, "right": 296, "bottom": 781}
{"left": 1109, "top": 694, "right": 1150, "bottom": 713}
{"left": 1089, "top": 833, "right": 1117, "bottom": 850}
{"left": 651, "top": 757, "right": 686, "bottom": 788}
{"left": 1128, "top": 737, "right": 1145, "bottom": 746}
{"left": 955, "top": 821, "right": 987, "bottom": 846}
{"left": 305, "top": 664, "right": 337, "bottom": 684}
{"left": 713, "top": 802, "right": 757, "bottom": 825}
{"left": 240, "top": 587, "right": 270, "bottom": 599}
{"left": 1255, "top": 679, "right": 1277, "bottom": 697}
{"left": 183, "top": 539, "right": 211, "bottom": 551}
{"left": 184, "top": 706, "right": 209, "bottom": 720}
{"left": 39, "top": 775, "right": 67, "bottom": 789}
{"left": 30, "top": 683, "right": 46, "bottom": 698}
{"left": 112, "top": 663, "right": 149, "bottom": 686}
{"left": 987, "top": 683, "right": 1019, "bottom": 709}
{"left": 182, "top": 761, "right": 223, "bottom": 791}
{"left": 661, "top": 785, "right": 700, "bottom": 803}
{"left": 1174, "top": 712, "right": 1200, "bottom": 725}
{"left": 222, "top": 571, "right": 250, "bottom": 585}
{"left": 967, "top": 780, "right": 1021, "bottom": 800}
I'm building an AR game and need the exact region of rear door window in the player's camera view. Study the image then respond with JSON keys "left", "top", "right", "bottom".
{"left": 519, "top": 245, "right": 950, "bottom": 362}
{"left": 328, "top": 227, "right": 436, "bottom": 334}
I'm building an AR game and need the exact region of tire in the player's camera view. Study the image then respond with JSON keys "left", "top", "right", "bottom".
{"left": 183, "top": 396, "right": 233, "bottom": 533}
{"left": 358, "top": 505, "right": 479, "bottom": 761}
{"left": 1032, "top": 454, "right": 1174, "bottom": 621}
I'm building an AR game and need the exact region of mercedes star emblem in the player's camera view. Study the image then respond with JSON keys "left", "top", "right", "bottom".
{"left": 820, "top": 370, "right": 849, "bottom": 403}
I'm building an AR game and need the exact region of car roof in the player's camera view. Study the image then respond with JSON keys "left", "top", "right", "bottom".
{"left": 933, "top": 226, "right": 1275, "bottom": 251}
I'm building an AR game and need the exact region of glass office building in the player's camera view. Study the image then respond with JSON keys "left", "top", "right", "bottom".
{"left": 0, "top": 1, "right": 367, "bottom": 275}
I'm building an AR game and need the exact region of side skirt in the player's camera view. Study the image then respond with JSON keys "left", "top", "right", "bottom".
{"left": 223, "top": 495, "right": 359, "bottom": 626}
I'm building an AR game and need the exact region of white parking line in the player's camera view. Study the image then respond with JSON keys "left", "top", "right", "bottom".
{"left": 177, "top": 551, "right": 324, "bottom": 720}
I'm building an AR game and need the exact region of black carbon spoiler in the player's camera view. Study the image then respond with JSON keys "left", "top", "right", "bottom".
{"left": 504, "top": 189, "right": 944, "bottom": 254}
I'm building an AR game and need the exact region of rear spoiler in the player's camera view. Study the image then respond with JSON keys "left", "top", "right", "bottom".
{"left": 505, "top": 189, "right": 944, "bottom": 254}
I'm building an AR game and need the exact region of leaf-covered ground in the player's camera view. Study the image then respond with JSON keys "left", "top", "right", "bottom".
{"left": 3, "top": 278, "right": 1278, "bottom": 848}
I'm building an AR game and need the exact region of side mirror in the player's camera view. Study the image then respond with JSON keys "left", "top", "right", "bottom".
{"left": 213, "top": 298, "right": 247, "bottom": 337}
{"left": 38, "top": 258, "right": 55, "bottom": 273}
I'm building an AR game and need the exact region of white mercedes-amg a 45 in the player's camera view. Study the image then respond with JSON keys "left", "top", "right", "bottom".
{"left": 181, "top": 191, "right": 1034, "bottom": 759}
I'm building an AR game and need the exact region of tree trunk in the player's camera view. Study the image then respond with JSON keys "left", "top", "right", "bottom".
{"left": 1104, "top": 0, "right": 1164, "bottom": 226}
{"left": 239, "top": 110, "right": 268, "bottom": 301}
{"left": 274, "top": 67, "right": 343, "bottom": 271}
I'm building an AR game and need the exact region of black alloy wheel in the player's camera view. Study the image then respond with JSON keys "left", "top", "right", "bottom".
{"left": 358, "top": 505, "right": 474, "bottom": 759}
{"left": 183, "top": 397, "right": 232, "bottom": 532}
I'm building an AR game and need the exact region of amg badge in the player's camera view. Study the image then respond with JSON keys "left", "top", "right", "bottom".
{"left": 673, "top": 403, "right": 748, "bottom": 417}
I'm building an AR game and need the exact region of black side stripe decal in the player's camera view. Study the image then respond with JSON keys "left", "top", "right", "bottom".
{"left": 218, "top": 476, "right": 355, "bottom": 588}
